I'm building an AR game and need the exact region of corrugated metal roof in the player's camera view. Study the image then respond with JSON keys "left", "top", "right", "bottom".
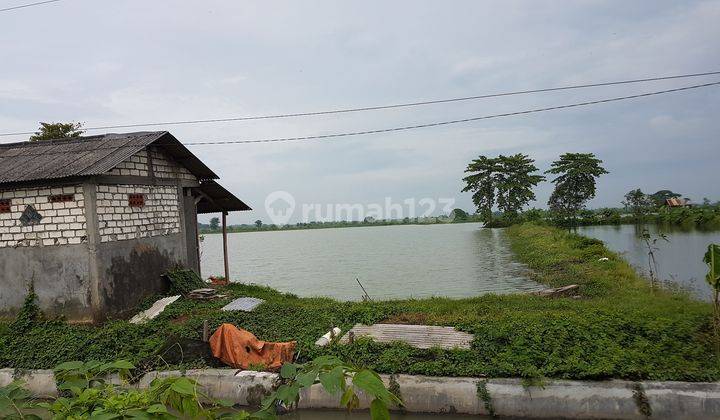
{"left": 0, "top": 131, "right": 218, "bottom": 183}
{"left": 196, "top": 180, "right": 251, "bottom": 214}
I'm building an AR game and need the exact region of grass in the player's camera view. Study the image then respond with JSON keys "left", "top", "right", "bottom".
{"left": 1, "top": 223, "right": 718, "bottom": 381}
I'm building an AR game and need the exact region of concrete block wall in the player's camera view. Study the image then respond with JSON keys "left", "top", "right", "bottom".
{"left": 149, "top": 149, "right": 197, "bottom": 180}
{"left": 108, "top": 150, "right": 149, "bottom": 177}
{"left": 0, "top": 185, "right": 87, "bottom": 248}
{"left": 96, "top": 184, "right": 180, "bottom": 243}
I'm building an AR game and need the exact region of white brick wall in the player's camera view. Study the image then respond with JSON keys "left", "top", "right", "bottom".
{"left": 108, "top": 148, "right": 196, "bottom": 181}
{"left": 108, "top": 150, "right": 149, "bottom": 177}
{"left": 96, "top": 184, "right": 181, "bottom": 243}
{"left": 0, "top": 185, "right": 87, "bottom": 248}
{"left": 149, "top": 150, "right": 197, "bottom": 180}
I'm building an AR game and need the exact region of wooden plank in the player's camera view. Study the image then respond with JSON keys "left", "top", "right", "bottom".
{"left": 339, "top": 323, "right": 473, "bottom": 350}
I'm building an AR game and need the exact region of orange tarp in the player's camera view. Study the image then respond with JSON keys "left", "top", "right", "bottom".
{"left": 209, "top": 323, "right": 296, "bottom": 370}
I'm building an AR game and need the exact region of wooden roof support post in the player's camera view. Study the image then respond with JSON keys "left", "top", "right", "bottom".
{"left": 222, "top": 211, "right": 230, "bottom": 282}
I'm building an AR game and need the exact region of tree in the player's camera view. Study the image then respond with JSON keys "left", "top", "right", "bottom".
{"left": 29, "top": 122, "right": 84, "bottom": 141}
{"left": 450, "top": 208, "right": 469, "bottom": 222}
{"left": 495, "top": 154, "right": 545, "bottom": 219}
{"left": 462, "top": 156, "right": 498, "bottom": 222}
{"left": 649, "top": 190, "right": 682, "bottom": 207}
{"left": 546, "top": 153, "right": 608, "bottom": 225}
{"left": 209, "top": 217, "right": 220, "bottom": 230}
{"left": 622, "top": 188, "right": 654, "bottom": 216}
{"left": 255, "top": 220, "right": 263, "bottom": 229}
{"left": 462, "top": 154, "right": 544, "bottom": 223}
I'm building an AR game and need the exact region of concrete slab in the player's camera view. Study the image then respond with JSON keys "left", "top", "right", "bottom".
{"left": 5, "top": 369, "right": 720, "bottom": 420}
{"left": 339, "top": 323, "right": 473, "bottom": 349}
{"left": 221, "top": 297, "right": 265, "bottom": 312}
{"left": 5, "top": 368, "right": 720, "bottom": 418}
{"left": 129, "top": 295, "right": 181, "bottom": 324}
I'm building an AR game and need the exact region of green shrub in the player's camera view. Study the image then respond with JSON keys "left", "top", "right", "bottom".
{"left": 166, "top": 268, "right": 205, "bottom": 295}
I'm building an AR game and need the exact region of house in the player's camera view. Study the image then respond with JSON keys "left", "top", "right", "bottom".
{"left": 665, "top": 197, "right": 692, "bottom": 208}
{"left": 0, "top": 131, "right": 250, "bottom": 322}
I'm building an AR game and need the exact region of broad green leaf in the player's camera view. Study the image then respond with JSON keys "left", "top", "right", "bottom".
{"left": 295, "top": 371, "right": 317, "bottom": 388}
{"left": 109, "top": 360, "right": 135, "bottom": 370}
{"left": 170, "top": 377, "right": 196, "bottom": 395}
{"left": 216, "top": 398, "right": 235, "bottom": 408}
{"left": 339, "top": 387, "right": 355, "bottom": 407}
{"left": 312, "top": 355, "right": 342, "bottom": 368}
{"left": 318, "top": 366, "right": 345, "bottom": 395}
{"left": 85, "top": 360, "right": 104, "bottom": 370}
{"left": 182, "top": 397, "right": 198, "bottom": 416}
{"left": 7, "top": 386, "right": 30, "bottom": 400}
{"left": 124, "top": 409, "right": 153, "bottom": 419}
{"left": 279, "top": 363, "right": 297, "bottom": 379}
{"left": 704, "top": 244, "right": 720, "bottom": 289}
{"left": 370, "top": 398, "right": 390, "bottom": 420}
{"left": 58, "top": 378, "right": 89, "bottom": 392}
{"left": 54, "top": 361, "right": 85, "bottom": 371}
{"left": 274, "top": 383, "right": 301, "bottom": 406}
{"left": 260, "top": 395, "right": 275, "bottom": 411}
{"left": 146, "top": 403, "right": 169, "bottom": 413}
{"left": 88, "top": 412, "right": 121, "bottom": 420}
{"left": 352, "top": 370, "right": 388, "bottom": 400}
{"left": 273, "top": 384, "right": 290, "bottom": 403}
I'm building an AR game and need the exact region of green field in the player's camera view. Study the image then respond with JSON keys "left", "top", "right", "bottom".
{"left": 1, "top": 224, "right": 717, "bottom": 381}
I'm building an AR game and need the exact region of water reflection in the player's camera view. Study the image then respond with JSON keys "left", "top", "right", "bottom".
{"left": 200, "top": 223, "right": 543, "bottom": 300}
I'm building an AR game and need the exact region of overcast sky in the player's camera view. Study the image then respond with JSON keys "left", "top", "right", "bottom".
{"left": 2, "top": 0, "right": 719, "bottom": 224}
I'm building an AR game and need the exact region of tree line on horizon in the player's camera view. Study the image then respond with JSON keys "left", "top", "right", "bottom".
{"left": 462, "top": 152, "right": 608, "bottom": 227}
{"left": 461, "top": 152, "right": 720, "bottom": 228}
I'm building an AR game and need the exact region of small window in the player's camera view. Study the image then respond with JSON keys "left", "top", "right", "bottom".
{"left": 0, "top": 199, "right": 11, "bottom": 213}
{"left": 128, "top": 194, "right": 145, "bottom": 207}
{"left": 49, "top": 194, "right": 74, "bottom": 203}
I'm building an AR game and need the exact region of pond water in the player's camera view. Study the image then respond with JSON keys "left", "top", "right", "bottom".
{"left": 200, "top": 223, "right": 543, "bottom": 300}
{"left": 577, "top": 224, "right": 720, "bottom": 301}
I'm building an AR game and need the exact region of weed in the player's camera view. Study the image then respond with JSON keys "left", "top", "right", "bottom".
{"left": 476, "top": 379, "right": 495, "bottom": 417}
{"left": 632, "top": 382, "right": 652, "bottom": 418}
{"left": 165, "top": 268, "right": 206, "bottom": 295}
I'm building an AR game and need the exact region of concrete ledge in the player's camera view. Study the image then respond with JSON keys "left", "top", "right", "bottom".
{"left": 0, "top": 368, "right": 58, "bottom": 398}
{"left": 2, "top": 368, "right": 720, "bottom": 419}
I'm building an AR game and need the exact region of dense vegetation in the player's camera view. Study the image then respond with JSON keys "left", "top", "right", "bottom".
{"left": 1, "top": 224, "right": 718, "bottom": 381}
{"left": 1, "top": 356, "right": 398, "bottom": 419}
{"left": 512, "top": 203, "right": 720, "bottom": 229}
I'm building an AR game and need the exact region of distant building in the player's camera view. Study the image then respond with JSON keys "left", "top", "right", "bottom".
{"left": 0, "top": 132, "right": 250, "bottom": 322}
{"left": 665, "top": 197, "right": 692, "bottom": 208}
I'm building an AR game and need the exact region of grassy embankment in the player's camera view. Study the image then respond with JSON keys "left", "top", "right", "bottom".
{"left": 0, "top": 224, "right": 717, "bottom": 381}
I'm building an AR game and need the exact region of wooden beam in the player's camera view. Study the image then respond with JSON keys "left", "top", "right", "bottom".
{"left": 222, "top": 211, "right": 229, "bottom": 282}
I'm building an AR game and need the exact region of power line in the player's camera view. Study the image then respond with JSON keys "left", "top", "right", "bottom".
{"left": 0, "top": 0, "right": 61, "bottom": 13}
{"left": 183, "top": 81, "right": 720, "bottom": 145}
{"left": 1, "top": 80, "right": 716, "bottom": 153}
{"left": 1, "top": 70, "right": 719, "bottom": 137}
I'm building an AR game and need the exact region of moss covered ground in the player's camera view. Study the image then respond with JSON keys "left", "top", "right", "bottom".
{"left": 1, "top": 224, "right": 718, "bottom": 381}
